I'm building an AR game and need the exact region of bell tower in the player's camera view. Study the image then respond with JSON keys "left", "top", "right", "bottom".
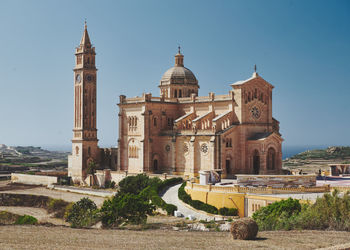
{"left": 68, "top": 22, "right": 99, "bottom": 183}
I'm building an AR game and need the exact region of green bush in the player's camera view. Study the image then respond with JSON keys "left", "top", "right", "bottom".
{"left": 47, "top": 198, "right": 70, "bottom": 218}
{"left": 14, "top": 215, "right": 38, "bottom": 225}
{"left": 218, "top": 207, "right": 238, "bottom": 216}
{"left": 119, "top": 175, "right": 181, "bottom": 215}
{"left": 296, "top": 190, "right": 350, "bottom": 231}
{"left": 105, "top": 180, "right": 116, "bottom": 189}
{"left": 100, "top": 192, "right": 155, "bottom": 228}
{"left": 118, "top": 174, "right": 156, "bottom": 195}
{"left": 252, "top": 191, "right": 350, "bottom": 231}
{"left": 252, "top": 198, "right": 301, "bottom": 230}
{"left": 66, "top": 198, "right": 99, "bottom": 228}
{"left": 178, "top": 182, "right": 218, "bottom": 214}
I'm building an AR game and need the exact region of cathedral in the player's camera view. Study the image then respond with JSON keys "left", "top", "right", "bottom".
{"left": 68, "top": 24, "right": 283, "bottom": 183}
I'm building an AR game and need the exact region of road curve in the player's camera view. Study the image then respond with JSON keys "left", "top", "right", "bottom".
{"left": 161, "top": 183, "right": 216, "bottom": 221}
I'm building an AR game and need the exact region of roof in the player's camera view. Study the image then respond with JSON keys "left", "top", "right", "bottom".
{"left": 175, "top": 112, "right": 194, "bottom": 123}
{"left": 248, "top": 132, "right": 273, "bottom": 141}
{"left": 231, "top": 72, "right": 274, "bottom": 88}
{"left": 193, "top": 111, "right": 212, "bottom": 122}
{"left": 160, "top": 66, "right": 198, "bottom": 86}
{"left": 160, "top": 51, "right": 198, "bottom": 86}
{"left": 80, "top": 22, "right": 91, "bottom": 46}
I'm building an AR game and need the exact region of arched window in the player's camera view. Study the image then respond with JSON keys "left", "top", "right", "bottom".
{"left": 179, "top": 89, "right": 182, "bottom": 98}
{"left": 174, "top": 90, "right": 177, "bottom": 98}
{"left": 153, "top": 117, "right": 157, "bottom": 127}
{"left": 267, "top": 148, "right": 276, "bottom": 170}
{"left": 75, "top": 146, "right": 79, "bottom": 155}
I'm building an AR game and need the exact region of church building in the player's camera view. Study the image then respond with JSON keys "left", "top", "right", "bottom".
{"left": 69, "top": 24, "right": 283, "bottom": 183}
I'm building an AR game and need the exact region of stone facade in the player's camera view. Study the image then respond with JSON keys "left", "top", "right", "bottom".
{"left": 68, "top": 25, "right": 283, "bottom": 183}
{"left": 118, "top": 50, "right": 283, "bottom": 177}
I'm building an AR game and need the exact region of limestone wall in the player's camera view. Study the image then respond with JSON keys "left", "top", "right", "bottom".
{"left": 236, "top": 174, "right": 316, "bottom": 188}
{"left": 11, "top": 173, "right": 57, "bottom": 186}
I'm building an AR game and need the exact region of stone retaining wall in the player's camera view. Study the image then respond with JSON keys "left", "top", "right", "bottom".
{"left": 236, "top": 174, "right": 316, "bottom": 188}
{"left": 11, "top": 173, "right": 57, "bottom": 186}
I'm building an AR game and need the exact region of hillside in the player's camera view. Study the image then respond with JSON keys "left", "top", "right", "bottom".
{"left": 283, "top": 146, "right": 350, "bottom": 174}
{"left": 0, "top": 144, "right": 69, "bottom": 174}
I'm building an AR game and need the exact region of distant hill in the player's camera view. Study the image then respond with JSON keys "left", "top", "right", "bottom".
{"left": 289, "top": 146, "right": 350, "bottom": 161}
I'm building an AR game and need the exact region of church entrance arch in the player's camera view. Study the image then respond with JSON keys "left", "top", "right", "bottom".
{"left": 253, "top": 150, "right": 260, "bottom": 174}
{"left": 152, "top": 154, "right": 160, "bottom": 173}
{"left": 153, "top": 159, "right": 158, "bottom": 171}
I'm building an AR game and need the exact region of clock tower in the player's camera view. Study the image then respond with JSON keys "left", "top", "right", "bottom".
{"left": 68, "top": 22, "right": 99, "bottom": 183}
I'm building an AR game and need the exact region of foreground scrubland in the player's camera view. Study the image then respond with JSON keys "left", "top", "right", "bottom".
{"left": 1, "top": 225, "right": 350, "bottom": 250}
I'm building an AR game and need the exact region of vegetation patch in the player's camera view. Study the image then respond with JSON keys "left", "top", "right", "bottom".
{"left": 253, "top": 190, "right": 350, "bottom": 231}
{"left": 66, "top": 197, "right": 99, "bottom": 228}
{"left": 100, "top": 192, "right": 155, "bottom": 227}
{"left": 47, "top": 198, "right": 71, "bottom": 218}
{"left": 0, "top": 211, "right": 21, "bottom": 225}
{"left": 290, "top": 146, "right": 350, "bottom": 160}
{"left": 100, "top": 175, "right": 182, "bottom": 227}
{"left": 14, "top": 215, "right": 38, "bottom": 225}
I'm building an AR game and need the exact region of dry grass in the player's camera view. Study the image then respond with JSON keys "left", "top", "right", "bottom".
{"left": 0, "top": 226, "right": 350, "bottom": 250}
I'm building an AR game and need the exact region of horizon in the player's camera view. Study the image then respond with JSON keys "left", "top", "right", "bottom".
{"left": 0, "top": 0, "right": 349, "bottom": 148}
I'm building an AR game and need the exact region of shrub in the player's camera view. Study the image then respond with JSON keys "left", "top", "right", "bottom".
{"left": 178, "top": 182, "right": 218, "bottom": 214}
{"left": 105, "top": 180, "right": 116, "bottom": 189}
{"left": 66, "top": 198, "right": 99, "bottom": 228}
{"left": 118, "top": 174, "right": 156, "bottom": 195}
{"left": 47, "top": 198, "right": 70, "bottom": 218}
{"left": 0, "top": 211, "right": 20, "bottom": 225}
{"left": 219, "top": 207, "right": 238, "bottom": 216}
{"left": 252, "top": 198, "right": 301, "bottom": 230}
{"left": 296, "top": 190, "right": 350, "bottom": 231}
{"left": 100, "top": 192, "right": 155, "bottom": 228}
{"left": 14, "top": 215, "right": 38, "bottom": 225}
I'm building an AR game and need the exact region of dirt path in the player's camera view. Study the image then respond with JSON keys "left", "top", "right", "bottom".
{"left": 0, "top": 183, "right": 106, "bottom": 207}
{"left": 0, "top": 226, "right": 350, "bottom": 249}
{"left": 0, "top": 206, "right": 68, "bottom": 226}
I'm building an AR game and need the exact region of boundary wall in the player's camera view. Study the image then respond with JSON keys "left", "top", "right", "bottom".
{"left": 185, "top": 182, "right": 335, "bottom": 217}
{"left": 11, "top": 173, "right": 57, "bottom": 186}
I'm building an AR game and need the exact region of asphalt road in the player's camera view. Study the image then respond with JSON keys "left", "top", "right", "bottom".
{"left": 161, "top": 183, "right": 216, "bottom": 221}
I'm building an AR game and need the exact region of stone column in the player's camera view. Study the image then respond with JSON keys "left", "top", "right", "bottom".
{"left": 171, "top": 137, "right": 176, "bottom": 173}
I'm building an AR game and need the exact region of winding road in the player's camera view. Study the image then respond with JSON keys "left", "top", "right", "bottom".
{"left": 161, "top": 183, "right": 216, "bottom": 221}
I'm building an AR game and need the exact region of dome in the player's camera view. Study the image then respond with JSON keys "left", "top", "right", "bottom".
{"left": 160, "top": 66, "right": 198, "bottom": 86}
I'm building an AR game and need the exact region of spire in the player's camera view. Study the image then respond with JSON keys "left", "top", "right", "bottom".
{"left": 252, "top": 64, "right": 259, "bottom": 77}
{"left": 175, "top": 45, "right": 184, "bottom": 67}
{"left": 80, "top": 20, "right": 91, "bottom": 47}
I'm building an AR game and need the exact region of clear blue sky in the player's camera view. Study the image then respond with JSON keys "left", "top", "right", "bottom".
{"left": 0, "top": 0, "right": 349, "bottom": 150}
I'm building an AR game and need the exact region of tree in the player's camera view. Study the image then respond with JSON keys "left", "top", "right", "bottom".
{"left": 100, "top": 192, "right": 155, "bottom": 228}
{"left": 66, "top": 197, "right": 99, "bottom": 228}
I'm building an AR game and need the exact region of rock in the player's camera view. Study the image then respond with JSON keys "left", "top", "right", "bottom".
{"left": 188, "top": 215, "right": 195, "bottom": 220}
{"left": 219, "top": 222, "right": 231, "bottom": 232}
{"left": 188, "top": 223, "right": 209, "bottom": 231}
{"left": 230, "top": 218, "right": 258, "bottom": 240}
{"left": 174, "top": 210, "right": 183, "bottom": 217}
